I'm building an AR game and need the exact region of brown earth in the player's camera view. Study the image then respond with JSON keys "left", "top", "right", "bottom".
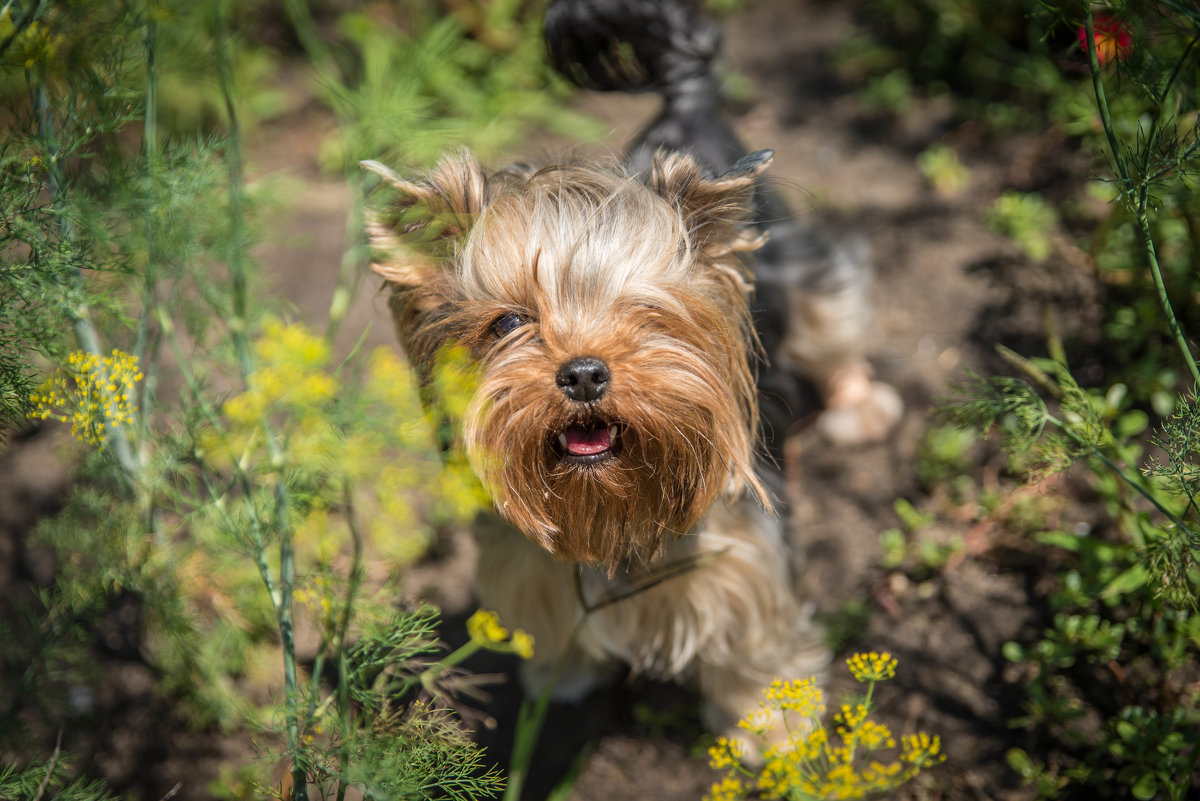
{"left": 0, "top": 0, "right": 1125, "bottom": 799}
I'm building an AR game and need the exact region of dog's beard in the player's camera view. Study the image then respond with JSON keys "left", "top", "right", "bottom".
{"left": 464, "top": 344, "right": 747, "bottom": 573}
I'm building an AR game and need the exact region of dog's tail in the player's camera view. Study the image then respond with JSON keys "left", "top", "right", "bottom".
{"left": 544, "top": 0, "right": 717, "bottom": 94}
{"left": 544, "top": 0, "right": 744, "bottom": 173}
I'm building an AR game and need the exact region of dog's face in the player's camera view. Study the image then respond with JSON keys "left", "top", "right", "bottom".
{"left": 366, "top": 149, "right": 770, "bottom": 571}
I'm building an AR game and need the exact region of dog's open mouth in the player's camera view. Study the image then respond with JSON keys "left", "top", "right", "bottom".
{"left": 556, "top": 421, "right": 620, "bottom": 465}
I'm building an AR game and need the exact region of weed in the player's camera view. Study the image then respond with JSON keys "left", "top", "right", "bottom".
{"left": 702, "top": 653, "right": 945, "bottom": 801}
{"left": 935, "top": 4, "right": 1200, "bottom": 798}
{"left": 0, "top": 0, "right": 576, "bottom": 797}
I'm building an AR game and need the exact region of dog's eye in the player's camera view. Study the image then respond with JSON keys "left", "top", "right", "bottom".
{"left": 490, "top": 312, "right": 527, "bottom": 338}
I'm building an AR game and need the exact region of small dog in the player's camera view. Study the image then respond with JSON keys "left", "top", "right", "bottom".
{"left": 363, "top": 0, "right": 897, "bottom": 741}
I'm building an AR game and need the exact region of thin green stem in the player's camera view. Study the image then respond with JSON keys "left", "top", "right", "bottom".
{"left": 134, "top": 14, "right": 160, "bottom": 375}
{"left": 136, "top": 16, "right": 162, "bottom": 542}
{"left": 1085, "top": 10, "right": 1131, "bottom": 188}
{"left": 334, "top": 479, "right": 364, "bottom": 801}
{"left": 325, "top": 172, "right": 367, "bottom": 343}
{"left": 31, "top": 73, "right": 140, "bottom": 486}
{"left": 164, "top": 319, "right": 284, "bottom": 610}
{"left": 1139, "top": 35, "right": 1195, "bottom": 176}
{"left": 1134, "top": 197, "right": 1200, "bottom": 388}
{"left": 1061, "top": 414, "right": 1191, "bottom": 533}
{"left": 1084, "top": 8, "right": 1200, "bottom": 390}
{"left": 278, "top": 0, "right": 369, "bottom": 345}
{"left": 503, "top": 677, "right": 558, "bottom": 801}
{"left": 212, "top": 3, "right": 305, "bottom": 797}
{"left": 408, "top": 641, "right": 484, "bottom": 697}
{"left": 274, "top": 478, "right": 302, "bottom": 780}
{"left": 211, "top": 0, "right": 253, "bottom": 382}
{"left": 281, "top": 0, "right": 339, "bottom": 78}
{"left": 1095, "top": 449, "right": 1195, "bottom": 539}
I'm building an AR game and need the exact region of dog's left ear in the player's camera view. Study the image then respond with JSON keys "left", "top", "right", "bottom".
{"left": 648, "top": 148, "right": 772, "bottom": 258}
{"left": 361, "top": 150, "right": 491, "bottom": 287}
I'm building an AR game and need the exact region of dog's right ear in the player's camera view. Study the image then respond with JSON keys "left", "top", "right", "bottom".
{"left": 648, "top": 148, "right": 771, "bottom": 260}
{"left": 361, "top": 149, "right": 490, "bottom": 286}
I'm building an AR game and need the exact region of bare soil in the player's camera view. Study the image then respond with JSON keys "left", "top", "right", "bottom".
{"left": 0, "top": 0, "right": 1125, "bottom": 799}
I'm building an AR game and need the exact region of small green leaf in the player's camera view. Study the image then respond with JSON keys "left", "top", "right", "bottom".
{"left": 1101, "top": 563, "right": 1149, "bottom": 598}
{"left": 1006, "top": 748, "right": 1035, "bottom": 779}
{"left": 1115, "top": 409, "right": 1148, "bottom": 439}
{"left": 1036, "top": 530, "right": 1083, "bottom": 551}
{"left": 1131, "top": 773, "right": 1158, "bottom": 800}
{"left": 893, "top": 497, "right": 934, "bottom": 531}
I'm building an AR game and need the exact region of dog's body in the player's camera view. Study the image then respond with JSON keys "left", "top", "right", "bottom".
{"left": 365, "top": 0, "right": 897, "bottom": 739}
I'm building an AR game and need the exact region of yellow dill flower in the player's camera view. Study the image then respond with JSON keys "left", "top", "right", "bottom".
{"left": 255, "top": 317, "right": 331, "bottom": 371}
{"left": 822, "top": 760, "right": 858, "bottom": 791}
{"left": 707, "top": 736, "right": 743, "bottom": 770}
{"left": 795, "top": 725, "right": 829, "bottom": 760}
{"left": 854, "top": 719, "right": 896, "bottom": 751}
{"left": 860, "top": 759, "right": 902, "bottom": 783}
{"left": 846, "top": 651, "right": 898, "bottom": 682}
{"left": 737, "top": 708, "right": 772, "bottom": 736}
{"left": 226, "top": 319, "right": 339, "bottom": 424}
{"left": 763, "top": 676, "right": 824, "bottom": 716}
{"left": 430, "top": 344, "right": 479, "bottom": 425}
{"left": 29, "top": 349, "right": 143, "bottom": 448}
{"left": 703, "top": 775, "right": 746, "bottom": 801}
{"left": 510, "top": 629, "right": 535, "bottom": 660}
{"left": 730, "top": 655, "right": 944, "bottom": 801}
{"left": 836, "top": 702, "right": 869, "bottom": 731}
{"left": 466, "top": 609, "right": 509, "bottom": 644}
{"left": 756, "top": 752, "right": 800, "bottom": 799}
{"left": 824, "top": 743, "right": 853, "bottom": 766}
{"left": 901, "top": 731, "right": 945, "bottom": 767}
{"left": 465, "top": 609, "right": 535, "bottom": 659}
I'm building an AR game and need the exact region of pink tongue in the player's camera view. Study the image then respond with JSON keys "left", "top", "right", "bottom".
{"left": 564, "top": 424, "right": 611, "bottom": 455}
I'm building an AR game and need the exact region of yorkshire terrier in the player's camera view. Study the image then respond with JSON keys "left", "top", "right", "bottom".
{"left": 362, "top": 0, "right": 899, "bottom": 743}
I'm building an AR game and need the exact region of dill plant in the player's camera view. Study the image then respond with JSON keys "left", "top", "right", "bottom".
{"left": 702, "top": 652, "right": 944, "bottom": 801}
{"left": 0, "top": 741, "right": 115, "bottom": 801}
{"left": 1, "top": 0, "right": 576, "bottom": 798}
{"left": 938, "top": 3, "right": 1200, "bottom": 798}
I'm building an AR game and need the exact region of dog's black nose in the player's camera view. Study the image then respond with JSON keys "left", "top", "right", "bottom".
{"left": 556, "top": 356, "right": 610, "bottom": 402}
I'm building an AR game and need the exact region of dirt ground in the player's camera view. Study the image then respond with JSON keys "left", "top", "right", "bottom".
{"left": 1, "top": 0, "right": 1127, "bottom": 798}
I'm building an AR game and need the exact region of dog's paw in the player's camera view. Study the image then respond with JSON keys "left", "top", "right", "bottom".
{"left": 817, "top": 368, "right": 903, "bottom": 446}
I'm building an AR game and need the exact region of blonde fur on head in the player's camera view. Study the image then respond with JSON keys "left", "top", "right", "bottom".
{"left": 366, "top": 149, "right": 772, "bottom": 572}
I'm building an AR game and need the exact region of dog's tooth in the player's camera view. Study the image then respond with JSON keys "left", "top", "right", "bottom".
{"left": 609, "top": 425, "right": 618, "bottom": 442}
{"left": 558, "top": 432, "right": 568, "bottom": 450}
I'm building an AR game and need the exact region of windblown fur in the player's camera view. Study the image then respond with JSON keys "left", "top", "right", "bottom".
{"left": 366, "top": 150, "right": 773, "bottom": 570}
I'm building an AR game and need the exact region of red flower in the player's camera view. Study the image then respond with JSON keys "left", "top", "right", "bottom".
{"left": 1078, "top": 13, "right": 1133, "bottom": 65}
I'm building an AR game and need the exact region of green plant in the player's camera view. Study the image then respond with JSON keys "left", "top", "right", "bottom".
{"left": 917, "top": 143, "right": 971, "bottom": 197}
{"left": 701, "top": 652, "right": 945, "bottom": 800}
{"left": 1, "top": 0, "right": 582, "bottom": 797}
{"left": 0, "top": 741, "right": 115, "bottom": 801}
{"left": 846, "top": 0, "right": 1069, "bottom": 133}
{"left": 938, "top": 5, "right": 1200, "bottom": 798}
{"left": 987, "top": 190, "right": 1059, "bottom": 262}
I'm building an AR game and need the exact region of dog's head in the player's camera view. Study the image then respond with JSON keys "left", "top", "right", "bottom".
{"left": 364, "top": 148, "right": 771, "bottom": 571}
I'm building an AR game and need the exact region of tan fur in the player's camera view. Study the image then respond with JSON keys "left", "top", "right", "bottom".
{"left": 367, "top": 150, "right": 768, "bottom": 570}
{"left": 366, "top": 148, "right": 829, "bottom": 742}
{"left": 473, "top": 496, "right": 829, "bottom": 725}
